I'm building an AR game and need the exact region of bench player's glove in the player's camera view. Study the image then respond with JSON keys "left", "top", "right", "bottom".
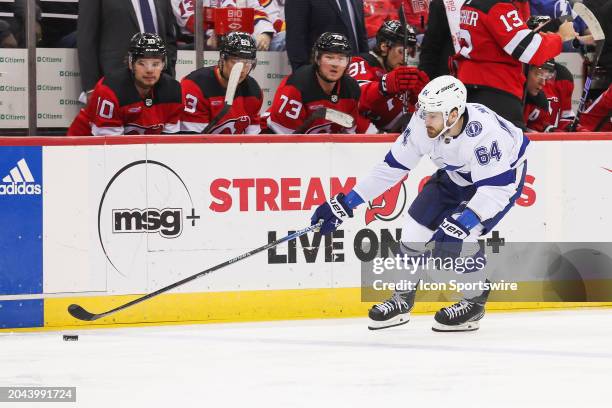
{"left": 429, "top": 217, "right": 470, "bottom": 262}
{"left": 380, "top": 67, "right": 429, "bottom": 96}
{"left": 311, "top": 193, "right": 353, "bottom": 235}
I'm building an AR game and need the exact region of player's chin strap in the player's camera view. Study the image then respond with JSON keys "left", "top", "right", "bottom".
{"left": 440, "top": 115, "right": 461, "bottom": 144}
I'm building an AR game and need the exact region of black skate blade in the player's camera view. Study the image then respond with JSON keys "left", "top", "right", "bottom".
{"left": 67, "top": 304, "right": 99, "bottom": 321}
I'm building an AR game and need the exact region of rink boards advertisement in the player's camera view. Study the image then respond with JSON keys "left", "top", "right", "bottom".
{"left": 0, "top": 135, "right": 611, "bottom": 329}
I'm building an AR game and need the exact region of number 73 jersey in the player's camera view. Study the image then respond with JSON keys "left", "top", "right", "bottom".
{"left": 354, "top": 103, "right": 530, "bottom": 222}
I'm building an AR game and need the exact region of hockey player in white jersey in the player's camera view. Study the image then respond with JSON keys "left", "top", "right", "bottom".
{"left": 311, "top": 75, "right": 529, "bottom": 332}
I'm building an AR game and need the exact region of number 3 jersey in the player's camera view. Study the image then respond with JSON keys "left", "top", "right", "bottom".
{"left": 181, "top": 66, "right": 263, "bottom": 134}
{"left": 457, "top": 0, "right": 562, "bottom": 100}
{"left": 67, "top": 70, "right": 183, "bottom": 136}
{"left": 353, "top": 103, "right": 530, "bottom": 222}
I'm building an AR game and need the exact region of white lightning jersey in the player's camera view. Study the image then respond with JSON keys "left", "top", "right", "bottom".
{"left": 354, "top": 103, "right": 530, "bottom": 221}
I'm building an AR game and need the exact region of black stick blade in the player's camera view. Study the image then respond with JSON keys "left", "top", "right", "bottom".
{"left": 67, "top": 304, "right": 99, "bottom": 321}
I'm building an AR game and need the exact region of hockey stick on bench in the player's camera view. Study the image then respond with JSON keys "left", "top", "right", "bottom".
{"left": 67, "top": 221, "right": 323, "bottom": 321}
{"left": 567, "top": 3, "right": 606, "bottom": 132}
{"left": 293, "top": 107, "right": 355, "bottom": 134}
{"left": 201, "top": 61, "right": 244, "bottom": 134}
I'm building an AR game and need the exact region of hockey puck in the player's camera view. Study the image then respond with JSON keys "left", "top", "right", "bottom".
{"left": 63, "top": 335, "right": 78, "bottom": 341}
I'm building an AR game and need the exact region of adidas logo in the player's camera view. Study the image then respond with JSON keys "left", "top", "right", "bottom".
{"left": 0, "top": 158, "right": 42, "bottom": 195}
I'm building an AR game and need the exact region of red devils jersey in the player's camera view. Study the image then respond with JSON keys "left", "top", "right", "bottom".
{"left": 267, "top": 65, "right": 361, "bottom": 134}
{"left": 67, "top": 70, "right": 182, "bottom": 136}
{"left": 581, "top": 84, "right": 612, "bottom": 132}
{"left": 181, "top": 66, "right": 263, "bottom": 134}
{"left": 523, "top": 63, "right": 575, "bottom": 132}
{"left": 363, "top": 0, "right": 397, "bottom": 38}
{"left": 457, "top": 0, "right": 562, "bottom": 99}
{"left": 396, "top": 0, "right": 429, "bottom": 33}
{"left": 349, "top": 53, "right": 418, "bottom": 132}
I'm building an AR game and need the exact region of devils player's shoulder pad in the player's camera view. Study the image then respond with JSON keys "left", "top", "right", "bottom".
{"left": 463, "top": 0, "right": 513, "bottom": 13}
{"left": 154, "top": 73, "right": 182, "bottom": 104}
{"left": 236, "top": 75, "right": 262, "bottom": 98}
{"left": 286, "top": 64, "right": 316, "bottom": 91}
{"left": 185, "top": 66, "right": 225, "bottom": 98}
{"left": 338, "top": 74, "right": 361, "bottom": 99}
{"left": 102, "top": 68, "right": 141, "bottom": 106}
{"left": 554, "top": 63, "right": 573, "bottom": 82}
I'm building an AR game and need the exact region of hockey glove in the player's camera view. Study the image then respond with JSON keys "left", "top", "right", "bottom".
{"left": 429, "top": 217, "right": 470, "bottom": 263}
{"left": 380, "top": 67, "right": 429, "bottom": 96}
{"left": 311, "top": 193, "right": 353, "bottom": 235}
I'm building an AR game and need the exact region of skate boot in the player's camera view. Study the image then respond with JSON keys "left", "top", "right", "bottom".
{"left": 432, "top": 286, "right": 490, "bottom": 332}
{"left": 368, "top": 290, "right": 416, "bottom": 330}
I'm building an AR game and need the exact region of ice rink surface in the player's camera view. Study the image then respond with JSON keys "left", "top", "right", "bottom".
{"left": 2, "top": 308, "right": 611, "bottom": 408}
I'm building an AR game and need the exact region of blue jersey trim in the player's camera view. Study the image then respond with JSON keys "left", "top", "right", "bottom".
{"left": 474, "top": 168, "right": 517, "bottom": 187}
{"left": 384, "top": 151, "right": 410, "bottom": 171}
{"left": 510, "top": 135, "right": 530, "bottom": 168}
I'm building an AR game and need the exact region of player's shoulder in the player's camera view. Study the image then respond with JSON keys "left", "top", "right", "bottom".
{"left": 553, "top": 63, "right": 573, "bottom": 82}
{"left": 463, "top": 0, "right": 513, "bottom": 13}
{"left": 101, "top": 69, "right": 140, "bottom": 106}
{"left": 184, "top": 66, "right": 225, "bottom": 97}
{"left": 237, "top": 75, "right": 262, "bottom": 98}
{"left": 155, "top": 73, "right": 182, "bottom": 104}
{"left": 339, "top": 74, "right": 361, "bottom": 99}
{"left": 285, "top": 64, "right": 316, "bottom": 91}
{"left": 462, "top": 103, "right": 508, "bottom": 142}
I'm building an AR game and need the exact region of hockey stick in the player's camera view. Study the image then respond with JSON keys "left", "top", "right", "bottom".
{"left": 292, "top": 107, "right": 355, "bottom": 134}
{"left": 201, "top": 61, "right": 244, "bottom": 134}
{"left": 398, "top": 3, "right": 410, "bottom": 115}
{"left": 567, "top": 3, "right": 605, "bottom": 132}
{"left": 67, "top": 221, "right": 323, "bottom": 321}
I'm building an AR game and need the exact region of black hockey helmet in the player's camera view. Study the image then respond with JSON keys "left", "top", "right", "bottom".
{"left": 219, "top": 32, "right": 257, "bottom": 61}
{"left": 376, "top": 20, "right": 417, "bottom": 48}
{"left": 128, "top": 32, "right": 167, "bottom": 65}
{"left": 540, "top": 59, "right": 556, "bottom": 72}
{"left": 313, "top": 32, "right": 352, "bottom": 58}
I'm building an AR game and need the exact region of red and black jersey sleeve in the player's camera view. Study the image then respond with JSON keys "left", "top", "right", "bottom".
{"left": 85, "top": 78, "right": 125, "bottom": 136}
{"left": 267, "top": 65, "right": 361, "bottom": 134}
{"left": 524, "top": 90, "right": 554, "bottom": 132}
{"left": 458, "top": 0, "right": 562, "bottom": 99}
{"left": 68, "top": 70, "right": 182, "bottom": 136}
{"left": 181, "top": 66, "right": 263, "bottom": 134}
{"left": 552, "top": 63, "right": 575, "bottom": 130}
{"left": 581, "top": 84, "right": 612, "bottom": 132}
{"left": 348, "top": 53, "right": 414, "bottom": 132}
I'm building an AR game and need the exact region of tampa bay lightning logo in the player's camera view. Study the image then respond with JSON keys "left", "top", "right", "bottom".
{"left": 402, "top": 127, "right": 411, "bottom": 146}
{"left": 466, "top": 121, "right": 482, "bottom": 137}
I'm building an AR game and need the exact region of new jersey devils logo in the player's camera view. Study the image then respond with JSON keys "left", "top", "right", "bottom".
{"left": 364, "top": 176, "right": 408, "bottom": 225}
{"left": 212, "top": 115, "right": 251, "bottom": 134}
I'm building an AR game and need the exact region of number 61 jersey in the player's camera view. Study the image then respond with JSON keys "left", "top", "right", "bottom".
{"left": 67, "top": 70, "right": 183, "bottom": 136}
{"left": 354, "top": 103, "right": 530, "bottom": 222}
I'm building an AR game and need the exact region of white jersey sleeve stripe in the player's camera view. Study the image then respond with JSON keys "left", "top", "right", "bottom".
{"left": 181, "top": 121, "right": 206, "bottom": 133}
{"left": 92, "top": 124, "right": 125, "bottom": 136}
{"left": 267, "top": 117, "right": 295, "bottom": 134}
{"left": 517, "top": 34, "right": 542, "bottom": 64}
{"left": 502, "top": 29, "right": 531, "bottom": 56}
{"left": 163, "top": 122, "right": 181, "bottom": 134}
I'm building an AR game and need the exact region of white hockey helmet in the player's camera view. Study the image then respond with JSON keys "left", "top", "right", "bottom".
{"left": 417, "top": 75, "right": 467, "bottom": 142}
